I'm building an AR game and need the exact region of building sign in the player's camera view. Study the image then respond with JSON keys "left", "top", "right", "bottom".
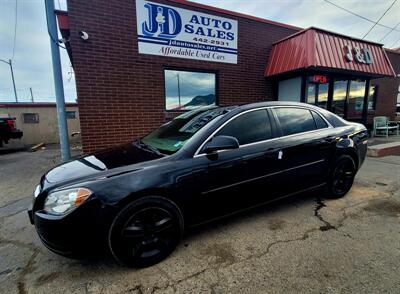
{"left": 343, "top": 45, "right": 373, "bottom": 64}
{"left": 135, "top": 0, "right": 238, "bottom": 64}
{"left": 312, "top": 75, "right": 328, "bottom": 84}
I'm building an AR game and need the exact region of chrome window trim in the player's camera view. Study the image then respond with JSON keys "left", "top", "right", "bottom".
{"left": 193, "top": 105, "right": 334, "bottom": 158}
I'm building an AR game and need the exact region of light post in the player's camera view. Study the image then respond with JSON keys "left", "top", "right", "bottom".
{"left": 44, "top": 0, "right": 70, "bottom": 161}
{"left": 0, "top": 58, "right": 18, "bottom": 103}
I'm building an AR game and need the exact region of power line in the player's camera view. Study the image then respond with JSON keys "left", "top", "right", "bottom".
{"left": 362, "top": 0, "right": 397, "bottom": 39}
{"left": 379, "top": 21, "right": 400, "bottom": 42}
{"left": 323, "top": 0, "right": 400, "bottom": 33}
{"left": 390, "top": 35, "right": 400, "bottom": 48}
{"left": 11, "top": 0, "right": 18, "bottom": 61}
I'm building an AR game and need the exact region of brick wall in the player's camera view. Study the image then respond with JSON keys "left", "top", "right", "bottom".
{"left": 371, "top": 50, "right": 400, "bottom": 121}
{"left": 67, "top": 0, "right": 298, "bottom": 153}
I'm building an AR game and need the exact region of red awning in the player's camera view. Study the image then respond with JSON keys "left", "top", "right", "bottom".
{"left": 265, "top": 27, "right": 395, "bottom": 78}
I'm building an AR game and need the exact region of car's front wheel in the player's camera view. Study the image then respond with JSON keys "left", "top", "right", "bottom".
{"left": 325, "top": 155, "right": 357, "bottom": 198}
{"left": 108, "top": 196, "right": 184, "bottom": 267}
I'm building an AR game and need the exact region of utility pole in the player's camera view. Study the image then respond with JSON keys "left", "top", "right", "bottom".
{"left": 30, "top": 87, "right": 34, "bottom": 103}
{"left": 177, "top": 73, "right": 181, "bottom": 108}
{"left": 0, "top": 58, "right": 18, "bottom": 103}
{"left": 45, "top": 0, "right": 70, "bottom": 161}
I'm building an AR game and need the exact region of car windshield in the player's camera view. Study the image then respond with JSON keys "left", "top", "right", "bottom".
{"left": 140, "top": 107, "right": 233, "bottom": 154}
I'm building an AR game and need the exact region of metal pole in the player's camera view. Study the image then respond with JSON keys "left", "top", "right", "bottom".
{"left": 177, "top": 74, "right": 181, "bottom": 107}
{"left": 30, "top": 87, "right": 34, "bottom": 103}
{"left": 0, "top": 59, "right": 18, "bottom": 103}
{"left": 45, "top": 0, "right": 70, "bottom": 161}
{"left": 9, "top": 59, "right": 18, "bottom": 103}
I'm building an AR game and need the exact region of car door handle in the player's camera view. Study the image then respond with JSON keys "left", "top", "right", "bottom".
{"left": 322, "top": 136, "right": 337, "bottom": 143}
{"left": 264, "top": 149, "right": 283, "bottom": 159}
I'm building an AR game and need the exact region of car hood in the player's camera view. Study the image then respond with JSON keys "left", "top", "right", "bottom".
{"left": 44, "top": 142, "right": 163, "bottom": 185}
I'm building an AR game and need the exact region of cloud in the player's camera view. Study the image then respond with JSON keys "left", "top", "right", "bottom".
{"left": 165, "top": 70, "right": 216, "bottom": 99}
{"left": 0, "top": 0, "right": 74, "bottom": 103}
{"left": 191, "top": 0, "right": 400, "bottom": 45}
{"left": 0, "top": 0, "right": 399, "bottom": 103}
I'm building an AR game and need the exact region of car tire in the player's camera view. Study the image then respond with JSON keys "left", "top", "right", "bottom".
{"left": 108, "top": 196, "right": 184, "bottom": 267}
{"left": 325, "top": 155, "right": 357, "bottom": 199}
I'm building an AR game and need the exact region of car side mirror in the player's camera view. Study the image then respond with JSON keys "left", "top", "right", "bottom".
{"left": 203, "top": 135, "right": 239, "bottom": 154}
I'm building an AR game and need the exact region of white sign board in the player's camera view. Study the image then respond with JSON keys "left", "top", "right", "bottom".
{"left": 135, "top": 0, "right": 238, "bottom": 64}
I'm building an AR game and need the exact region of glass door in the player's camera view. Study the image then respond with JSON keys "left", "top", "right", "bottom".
{"left": 307, "top": 83, "right": 316, "bottom": 104}
{"left": 332, "top": 79, "right": 347, "bottom": 118}
{"left": 347, "top": 80, "right": 366, "bottom": 121}
{"left": 306, "top": 76, "right": 328, "bottom": 109}
{"left": 317, "top": 83, "right": 328, "bottom": 109}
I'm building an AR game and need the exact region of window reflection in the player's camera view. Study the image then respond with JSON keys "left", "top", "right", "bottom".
{"left": 368, "top": 85, "right": 377, "bottom": 110}
{"left": 164, "top": 70, "right": 216, "bottom": 111}
{"left": 275, "top": 108, "right": 316, "bottom": 136}
{"left": 307, "top": 83, "right": 316, "bottom": 104}
{"left": 317, "top": 83, "right": 328, "bottom": 109}
{"left": 347, "top": 80, "right": 366, "bottom": 119}
{"left": 332, "top": 80, "right": 347, "bottom": 117}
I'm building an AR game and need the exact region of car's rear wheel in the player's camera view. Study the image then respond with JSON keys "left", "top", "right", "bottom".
{"left": 325, "top": 155, "right": 356, "bottom": 198}
{"left": 108, "top": 196, "right": 183, "bottom": 267}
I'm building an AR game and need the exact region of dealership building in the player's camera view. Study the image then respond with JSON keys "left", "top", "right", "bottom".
{"left": 59, "top": 0, "right": 400, "bottom": 152}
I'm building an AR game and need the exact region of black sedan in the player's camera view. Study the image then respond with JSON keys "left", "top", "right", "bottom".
{"left": 28, "top": 102, "right": 368, "bottom": 267}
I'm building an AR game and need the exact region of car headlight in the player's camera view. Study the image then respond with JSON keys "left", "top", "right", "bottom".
{"left": 44, "top": 188, "right": 92, "bottom": 215}
{"left": 34, "top": 185, "right": 41, "bottom": 198}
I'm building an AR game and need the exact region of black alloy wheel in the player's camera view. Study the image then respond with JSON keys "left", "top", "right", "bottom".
{"left": 109, "top": 196, "right": 183, "bottom": 267}
{"left": 327, "top": 155, "right": 356, "bottom": 198}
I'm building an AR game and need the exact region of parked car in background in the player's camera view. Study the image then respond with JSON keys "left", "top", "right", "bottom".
{"left": 0, "top": 115, "right": 23, "bottom": 147}
{"left": 28, "top": 102, "right": 368, "bottom": 267}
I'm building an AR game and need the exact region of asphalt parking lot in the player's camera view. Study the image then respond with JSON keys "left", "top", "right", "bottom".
{"left": 0, "top": 147, "right": 399, "bottom": 294}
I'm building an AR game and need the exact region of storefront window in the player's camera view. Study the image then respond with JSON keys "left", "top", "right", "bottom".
{"left": 164, "top": 70, "right": 216, "bottom": 111}
{"left": 368, "top": 85, "right": 377, "bottom": 110}
{"left": 278, "top": 77, "right": 302, "bottom": 102}
{"left": 332, "top": 79, "right": 347, "bottom": 117}
{"left": 307, "top": 83, "right": 316, "bottom": 104}
{"left": 347, "top": 79, "right": 366, "bottom": 119}
{"left": 317, "top": 83, "right": 328, "bottom": 109}
{"left": 306, "top": 76, "right": 328, "bottom": 108}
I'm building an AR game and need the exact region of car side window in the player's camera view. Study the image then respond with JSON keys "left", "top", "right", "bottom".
{"left": 275, "top": 108, "right": 316, "bottom": 136}
{"left": 311, "top": 111, "right": 328, "bottom": 129}
{"left": 215, "top": 109, "right": 272, "bottom": 145}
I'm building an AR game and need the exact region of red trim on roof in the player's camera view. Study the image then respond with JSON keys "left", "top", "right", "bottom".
{"left": 0, "top": 103, "right": 78, "bottom": 108}
{"left": 168, "top": 0, "right": 302, "bottom": 31}
{"left": 385, "top": 48, "right": 400, "bottom": 54}
{"left": 265, "top": 27, "right": 395, "bottom": 78}
{"left": 273, "top": 27, "right": 384, "bottom": 46}
{"left": 55, "top": 10, "right": 69, "bottom": 30}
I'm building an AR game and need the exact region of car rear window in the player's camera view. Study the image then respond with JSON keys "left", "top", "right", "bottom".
{"left": 311, "top": 111, "right": 328, "bottom": 129}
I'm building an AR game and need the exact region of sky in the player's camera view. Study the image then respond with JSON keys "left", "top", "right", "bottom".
{"left": 0, "top": 0, "right": 399, "bottom": 103}
{"left": 165, "top": 70, "right": 216, "bottom": 109}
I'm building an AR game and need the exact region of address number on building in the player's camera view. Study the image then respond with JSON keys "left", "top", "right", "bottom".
{"left": 344, "top": 45, "right": 373, "bottom": 65}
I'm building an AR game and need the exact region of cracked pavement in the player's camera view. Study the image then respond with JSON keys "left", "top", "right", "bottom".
{"left": 0, "top": 147, "right": 399, "bottom": 293}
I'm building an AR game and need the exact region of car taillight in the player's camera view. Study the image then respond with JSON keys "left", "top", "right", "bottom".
{"left": 6, "top": 119, "right": 16, "bottom": 131}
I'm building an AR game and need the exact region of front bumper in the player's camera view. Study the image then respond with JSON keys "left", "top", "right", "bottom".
{"left": 28, "top": 198, "right": 118, "bottom": 256}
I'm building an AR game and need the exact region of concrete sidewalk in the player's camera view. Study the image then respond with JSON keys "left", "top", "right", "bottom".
{"left": 0, "top": 149, "right": 399, "bottom": 293}
{"left": 367, "top": 135, "right": 400, "bottom": 157}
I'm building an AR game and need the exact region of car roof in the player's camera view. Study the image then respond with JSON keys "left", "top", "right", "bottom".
{"left": 222, "top": 101, "right": 348, "bottom": 128}
{"left": 235, "top": 101, "right": 322, "bottom": 111}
